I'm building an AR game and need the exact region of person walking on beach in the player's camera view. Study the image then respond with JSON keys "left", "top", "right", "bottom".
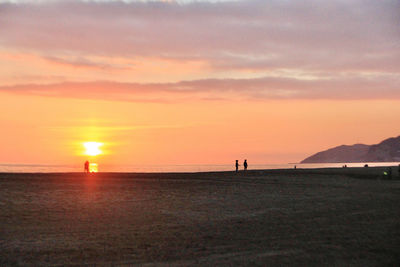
{"left": 84, "top": 160, "right": 89, "bottom": 173}
{"left": 243, "top": 159, "right": 248, "bottom": 171}
{"left": 235, "top": 160, "right": 239, "bottom": 173}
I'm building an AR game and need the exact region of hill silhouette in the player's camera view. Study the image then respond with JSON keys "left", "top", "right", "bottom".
{"left": 301, "top": 135, "right": 400, "bottom": 163}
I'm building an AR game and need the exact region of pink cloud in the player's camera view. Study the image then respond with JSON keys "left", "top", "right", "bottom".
{"left": 0, "top": 0, "right": 399, "bottom": 100}
{"left": 0, "top": 0, "right": 399, "bottom": 73}
{"left": 1, "top": 75, "right": 399, "bottom": 102}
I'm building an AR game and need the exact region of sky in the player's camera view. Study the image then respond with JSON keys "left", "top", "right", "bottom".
{"left": 0, "top": 0, "right": 399, "bottom": 168}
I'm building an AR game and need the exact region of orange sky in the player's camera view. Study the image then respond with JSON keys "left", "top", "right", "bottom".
{"left": 1, "top": 90, "right": 399, "bottom": 166}
{"left": 0, "top": 0, "right": 399, "bottom": 168}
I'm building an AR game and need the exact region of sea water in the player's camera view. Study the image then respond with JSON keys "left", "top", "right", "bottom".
{"left": 0, "top": 162, "right": 399, "bottom": 173}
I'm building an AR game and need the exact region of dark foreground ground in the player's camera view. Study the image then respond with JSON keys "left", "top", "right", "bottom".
{"left": 0, "top": 167, "right": 399, "bottom": 266}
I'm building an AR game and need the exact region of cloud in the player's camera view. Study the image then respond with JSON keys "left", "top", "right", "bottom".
{"left": 0, "top": 0, "right": 399, "bottom": 74}
{"left": 1, "top": 75, "right": 399, "bottom": 102}
{"left": 42, "top": 56, "right": 128, "bottom": 70}
{"left": 0, "top": 0, "right": 399, "bottom": 101}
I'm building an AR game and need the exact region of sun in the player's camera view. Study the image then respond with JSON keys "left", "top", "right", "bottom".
{"left": 83, "top": 142, "right": 103, "bottom": 156}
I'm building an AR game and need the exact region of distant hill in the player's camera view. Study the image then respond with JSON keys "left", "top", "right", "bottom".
{"left": 301, "top": 136, "right": 400, "bottom": 163}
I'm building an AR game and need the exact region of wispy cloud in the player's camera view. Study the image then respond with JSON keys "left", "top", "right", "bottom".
{"left": 0, "top": 0, "right": 399, "bottom": 99}
{"left": 1, "top": 75, "right": 399, "bottom": 102}
{"left": 42, "top": 56, "right": 129, "bottom": 70}
{"left": 1, "top": 0, "right": 399, "bottom": 72}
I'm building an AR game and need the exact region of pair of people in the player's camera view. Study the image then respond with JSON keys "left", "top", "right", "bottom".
{"left": 235, "top": 159, "right": 248, "bottom": 172}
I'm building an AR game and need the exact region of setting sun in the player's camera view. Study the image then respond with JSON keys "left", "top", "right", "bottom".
{"left": 83, "top": 142, "right": 103, "bottom": 156}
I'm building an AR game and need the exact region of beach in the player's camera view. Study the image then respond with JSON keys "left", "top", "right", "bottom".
{"left": 1, "top": 167, "right": 399, "bottom": 266}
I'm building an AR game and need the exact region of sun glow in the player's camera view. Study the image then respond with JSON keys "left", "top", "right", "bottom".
{"left": 83, "top": 142, "right": 103, "bottom": 156}
{"left": 89, "top": 163, "right": 98, "bottom": 173}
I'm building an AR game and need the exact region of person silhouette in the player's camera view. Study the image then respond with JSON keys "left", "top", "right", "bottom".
{"left": 84, "top": 160, "right": 89, "bottom": 173}
{"left": 235, "top": 160, "right": 239, "bottom": 173}
{"left": 243, "top": 159, "right": 248, "bottom": 171}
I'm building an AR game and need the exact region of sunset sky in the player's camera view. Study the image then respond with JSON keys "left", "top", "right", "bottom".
{"left": 0, "top": 0, "right": 399, "bottom": 168}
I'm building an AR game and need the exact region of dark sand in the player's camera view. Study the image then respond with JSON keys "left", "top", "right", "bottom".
{"left": 1, "top": 167, "right": 399, "bottom": 266}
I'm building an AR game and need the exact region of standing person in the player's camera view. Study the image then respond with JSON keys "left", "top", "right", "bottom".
{"left": 84, "top": 160, "right": 89, "bottom": 173}
{"left": 235, "top": 160, "right": 239, "bottom": 173}
{"left": 244, "top": 159, "right": 248, "bottom": 171}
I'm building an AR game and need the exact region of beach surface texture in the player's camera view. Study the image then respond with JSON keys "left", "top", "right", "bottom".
{"left": 1, "top": 167, "right": 399, "bottom": 266}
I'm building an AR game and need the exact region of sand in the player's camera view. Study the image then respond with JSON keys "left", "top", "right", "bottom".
{"left": 0, "top": 167, "right": 399, "bottom": 266}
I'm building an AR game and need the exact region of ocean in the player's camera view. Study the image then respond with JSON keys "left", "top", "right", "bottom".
{"left": 0, "top": 162, "right": 399, "bottom": 173}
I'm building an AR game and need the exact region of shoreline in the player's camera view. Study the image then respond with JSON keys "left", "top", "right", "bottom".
{"left": 0, "top": 165, "right": 398, "bottom": 174}
{"left": 0, "top": 166, "right": 399, "bottom": 181}
{"left": 1, "top": 162, "right": 399, "bottom": 174}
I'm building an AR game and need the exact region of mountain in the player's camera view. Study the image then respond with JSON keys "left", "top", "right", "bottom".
{"left": 364, "top": 136, "right": 400, "bottom": 162}
{"left": 301, "top": 136, "right": 400, "bottom": 163}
